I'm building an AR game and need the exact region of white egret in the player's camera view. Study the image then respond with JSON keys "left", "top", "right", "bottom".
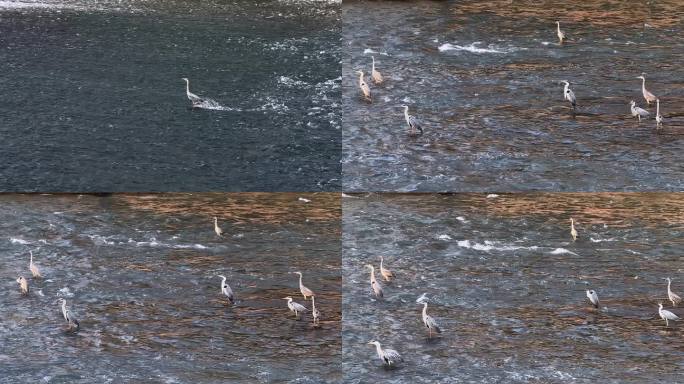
{"left": 379, "top": 256, "right": 393, "bottom": 282}
{"left": 586, "top": 289, "right": 599, "bottom": 309}
{"left": 356, "top": 70, "right": 372, "bottom": 102}
{"left": 630, "top": 100, "right": 650, "bottom": 122}
{"left": 556, "top": 21, "right": 565, "bottom": 44}
{"left": 570, "top": 218, "right": 578, "bottom": 241}
{"left": 16, "top": 276, "right": 28, "bottom": 295}
{"left": 213, "top": 217, "right": 223, "bottom": 237}
{"left": 371, "top": 56, "right": 384, "bottom": 84}
{"left": 182, "top": 78, "right": 206, "bottom": 107}
{"left": 365, "top": 264, "right": 383, "bottom": 298}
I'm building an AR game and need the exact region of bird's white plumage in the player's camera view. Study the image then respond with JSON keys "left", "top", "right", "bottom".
{"left": 368, "top": 341, "right": 402, "bottom": 366}
{"left": 284, "top": 297, "right": 308, "bottom": 317}
{"left": 586, "top": 289, "right": 599, "bottom": 308}
{"left": 294, "top": 271, "right": 315, "bottom": 300}
{"left": 658, "top": 303, "right": 680, "bottom": 326}
{"left": 218, "top": 275, "right": 235, "bottom": 304}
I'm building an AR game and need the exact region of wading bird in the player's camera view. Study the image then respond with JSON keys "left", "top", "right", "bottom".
{"left": 368, "top": 341, "right": 403, "bottom": 366}
{"left": 630, "top": 100, "right": 650, "bottom": 122}
{"left": 182, "top": 78, "right": 206, "bottom": 107}
{"left": 293, "top": 271, "right": 315, "bottom": 300}
{"left": 655, "top": 99, "right": 663, "bottom": 128}
{"left": 365, "top": 264, "right": 383, "bottom": 298}
{"left": 311, "top": 296, "right": 320, "bottom": 326}
{"left": 371, "top": 56, "right": 384, "bottom": 84}
{"left": 586, "top": 289, "right": 599, "bottom": 309}
{"left": 401, "top": 105, "right": 423, "bottom": 136}
{"left": 356, "top": 70, "right": 372, "bottom": 102}
{"left": 58, "top": 298, "right": 80, "bottom": 331}
{"left": 637, "top": 75, "right": 657, "bottom": 105}
{"left": 283, "top": 296, "right": 308, "bottom": 318}
{"left": 658, "top": 303, "right": 680, "bottom": 327}
{"left": 218, "top": 275, "right": 235, "bottom": 304}
{"left": 556, "top": 21, "right": 565, "bottom": 44}
{"left": 666, "top": 278, "right": 681, "bottom": 307}
{"left": 16, "top": 276, "right": 28, "bottom": 295}
{"left": 570, "top": 218, "right": 578, "bottom": 241}
{"left": 29, "top": 251, "right": 41, "bottom": 278}
{"left": 213, "top": 217, "right": 223, "bottom": 237}
{"left": 421, "top": 301, "right": 442, "bottom": 338}
{"left": 379, "top": 256, "right": 393, "bottom": 282}
{"left": 561, "top": 81, "right": 576, "bottom": 111}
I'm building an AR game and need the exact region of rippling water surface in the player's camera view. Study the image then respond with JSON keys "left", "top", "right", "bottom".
{"left": 0, "top": 193, "right": 341, "bottom": 383}
{"left": 343, "top": 1, "right": 684, "bottom": 191}
{"left": 343, "top": 193, "right": 683, "bottom": 383}
{"left": 0, "top": 0, "right": 341, "bottom": 191}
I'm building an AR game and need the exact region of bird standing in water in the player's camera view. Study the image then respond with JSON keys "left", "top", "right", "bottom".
{"left": 655, "top": 99, "right": 663, "bottom": 128}
{"left": 570, "top": 218, "right": 578, "bottom": 241}
{"left": 637, "top": 75, "right": 657, "bottom": 106}
{"left": 293, "top": 271, "right": 315, "bottom": 300}
{"left": 365, "top": 264, "right": 383, "bottom": 298}
{"left": 371, "top": 56, "right": 384, "bottom": 84}
{"left": 218, "top": 275, "right": 235, "bottom": 304}
{"left": 356, "top": 70, "right": 372, "bottom": 102}
{"left": 379, "top": 256, "right": 393, "bottom": 282}
{"left": 283, "top": 296, "right": 308, "bottom": 318}
{"left": 561, "top": 81, "right": 576, "bottom": 111}
{"left": 213, "top": 217, "right": 223, "bottom": 237}
{"left": 401, "top": 105, "right": 423, "bottom": 136}
{"left": 630, "top": 100, "right": 650, "bottom": 122}
{"left": 586, "top": 289, "right": 599, "bottom": 309}
{"left": 58, "top": 298, "right": 80, "bottom": 331}
{"left": 182, "top": 78, "right": 206, "bottom": 108}
{"left": 658, "top": 303, "right": 680, "bottom": 327}
{"left": 420, "top": 301, "right": 442, "bottom": 338}
{"left": 556, "top": 21, "right": 566, "bottom": 44}
{"left": 666, "top": 278, "right": 681, "bottom": 307}
{"left": 311, "top": 296, "right": 320, "bottom": 326}
{"left": 16, "top": 276, "right": 28, "bottom": 295}
{"left": 368, "top": 341, "right": 403, "bottom": 366}
{"left": 29, "top": 251, "right": 42, "bottom": 278}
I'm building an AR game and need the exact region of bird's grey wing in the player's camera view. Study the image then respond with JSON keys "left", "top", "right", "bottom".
{"left": 385, "top": 349, "right": 403, "bottom": 362}
{"left": 409, "top": 115, "right": 422, "bottom": 131}
{"left": 427, "top": 316, "right": 441, "bottom": 332}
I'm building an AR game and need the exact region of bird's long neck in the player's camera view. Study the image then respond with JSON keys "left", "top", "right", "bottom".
{"left": 657, "top": 100, "right": 660, "bottom": 115}
{"left": 667, "top": 280, "right": 671, "bottom": 292}
{"left": 404, "top": 107, "right": 409, "bottom": 121}
{"left": 61, "top": 301, "right": 67, "bottom": 317}
{"left": 30, "top": 252, "right": 33, "bottom": 265}
{"left": 641, "top": 77, "right": 646, "bottom": 91}
{"left": 374, "top": 343, "right": 383, "bottom": 358}
{"left": 380, "top": 258, "right": 383, "bottom": 269}
{"left": 369, "top": 267, "right": 375, "bottom": 281}
{"left": 358, "top": 72, "right": 364, "bottom": 83}
{"left": 557, "top": 22, "right": 560, "bottom": 33}
{"left": 185, "top": 80, "right": 191, "bottom": 96}
{"left": 298, "top": 274, "right": 303, "bottom": 287}
{"left": 221, "top": 276, "right": 226, "bottom": 287}
{"left": 423, "top": 302, "right": 428, "bottom": 317}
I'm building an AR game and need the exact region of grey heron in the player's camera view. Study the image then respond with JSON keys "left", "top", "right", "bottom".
{"left": 421, "top": 301, "right": 442, "bottom": 338}
{"left": 283, "top": 296, "right": 308, "bottom": 318}
{"left": 16, "top": 276, "right": 28, "bottom": 295}
{"left": 379, "top": 256, "right": 394, "bottom": 282}
{"left": 401, "top": 105, "right": 423, "bottom": 136}
{"left": 213, "top": 217, "right": 223, "bottom": 237}
{"left": 368, "top": 341, "right": 403, "bottom": 366}
{"left": 630, "top": 100, "right": 650, "bottom": 122}
{"left": 586, "top": 289, "right": 599, "bottom": 309}
{"left": 636, "top": 75, "right": 657, "bottom": 105}
{"left": 58, "top": 298, "right": 80, "bottom": 331}
{"left": 655, "top": 99, "right": 663, "bottom": 128}
{"left": 365, "top": 264, "right": 383, "bottom": 298}
{"left": 666, "top": 278, "right": 681, "bottom": 307}
{"left": 293, "top": 271, "right": 315, "bottom": 300}
{"left": 556, "top": 21, "right": 565, "bottom": 44}
{"left": 356, "top": 70, "right": 372, "bottom": 102}
{"left": 570, "top": 218, "right": 578, "bottom": 241}
{"left": 29, "top": 251, "right": 42, "bottom": 278}
{"left": 658, "top": 303, "right": 680, "bottom": 327}
{"left": 218, "top": 275, "right": 235, "bottom": 304}
{"left": 561, "top": 81, "right": 576, "bottom": 110}
{"left": 311, "top": 296, "right": 320, "bottom": 326}
{"left": 371, "top": 56, "right": 384, "bottom": 85}
{"left": 182, "top": 78, "right": 206, "bottom": 107}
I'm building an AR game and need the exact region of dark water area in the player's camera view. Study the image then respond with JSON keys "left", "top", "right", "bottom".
{"left": 0, "top": 0, "right": 341, "bottom": 191}
{"left": 0, "top": 193, "right": 341, "bottom": 383}
{"left": 343, "top": 1, "right": 684, "bottom": 192}
{"left": 343, "top": 193, "right": 684, "bottom": 383}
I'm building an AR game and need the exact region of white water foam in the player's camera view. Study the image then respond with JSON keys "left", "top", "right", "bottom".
{"left": 9, "top": 237, "right": 30, "bottom": 245}
{"left": 457, "top": 239, "right": 539, "bottom": 252}
{"left": 549, "top": 248, "right": 578, "bottom": 256}
{"left": 438, "top": 42, "right": 523, "bottom": 54}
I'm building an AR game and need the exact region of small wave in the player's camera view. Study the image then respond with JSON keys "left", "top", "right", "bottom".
{"left": 437, "top": 234, "right": 452, "bottom": 240}
{"left": 278, "top": 76, "right": 310, "bottom": 88}
{"left": 549, "top": 248, "right": 578, "bottom": 256}
{"left": 438, "top": 42, "right": 521, "bottom": 54}
{"left": 457, "top": 239, "right": 539, "bottom": 252}
{"left": 456, "top": 216, "right": 467, "bottom": 223}
{"left": 590, "top": 237, "right": 616, "bottom": 243}
{"left": 9, "top": 237, "right": 30, "bottom": 245}
{"left": 194, "top": 99, "right": 239, "bottom": 111}
{"left": 363, "top": 48, "right": 388, "bottom": 56}
{"left": 486, "top": 194, "right": 499, "bottom": 198}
